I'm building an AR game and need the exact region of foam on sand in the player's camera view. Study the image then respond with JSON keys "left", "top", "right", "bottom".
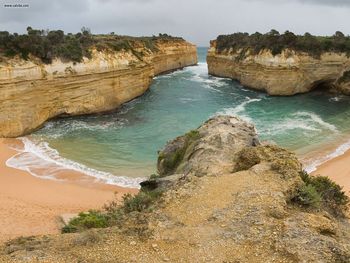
{"left": 6, "top": 137, "right": 144, "bottom": 189}
{"left": 304, "top": 139, "right": 350, "bottom": 173}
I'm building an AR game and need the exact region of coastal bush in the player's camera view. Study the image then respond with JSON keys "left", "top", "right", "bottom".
{"left": 62, "top": 211, "right": 109, "bottom": 233}
{"left": 293, "top": 184, "right": 322, "bottom": 208}
{"left": 158, "top": 130, "right": 201, "bottom": 176}
{"left": 0, "top": 27, "right": 182, "bottom": 63}
{"left": 293, "top": 171, "right": 349, "bottom": 216}
{"left": 122, "top": 190, "right": 163, "bottom": 213}
{"left": 215, "top": 30, "right": 350, "bottom": 59}
{"left": 62, "top": 190, "right": 163, "bottom": 233}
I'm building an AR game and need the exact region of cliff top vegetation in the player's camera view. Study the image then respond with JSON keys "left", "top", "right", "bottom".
{"left": 215, "top": 30, "right": 350, "bottom": 58}
{"left": 0, "top": 27, "right": 184, "bottom": 64}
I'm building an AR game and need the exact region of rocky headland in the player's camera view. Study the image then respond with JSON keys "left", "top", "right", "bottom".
{"left": 0, "top": 33, "right": 197, "bottom": 137}
{"left": 207, "top": 31, "right": 350, "bottom": 96}
{"left": 2, "top": 116, "right": 348, "bottom": 263}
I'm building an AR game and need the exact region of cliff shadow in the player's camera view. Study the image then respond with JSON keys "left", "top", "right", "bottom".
{"left": 309, "top": 79, "right": 337, "bottom": 92}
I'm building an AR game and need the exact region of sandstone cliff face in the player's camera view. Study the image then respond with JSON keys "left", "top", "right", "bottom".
{"left": 0, "top": 39, "right": 197, "bottom": 137}
{"left": 207, "top": 40, "right": 350, "bottom": 96}
{"left": 3, "top": 116, "right": 349, "bottom": 262}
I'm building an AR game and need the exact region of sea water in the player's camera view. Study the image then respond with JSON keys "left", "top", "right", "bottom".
{"left": 8, "top": 47, "right": 350, "bottom": 187}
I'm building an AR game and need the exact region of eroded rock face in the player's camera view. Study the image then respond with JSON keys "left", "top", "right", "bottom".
{"left": 157, "top": 116, "right": 261, "bottom": 177}
{"left": 207, "top": 40, "right": 350, "bottom": 96}
{"left": 0, "top": 39, "right": 197, "bottom": 137}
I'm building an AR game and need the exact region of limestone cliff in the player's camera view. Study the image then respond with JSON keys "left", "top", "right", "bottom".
{"left": 3, "top": 116, "right": 349, "bottom": 263}
{"left": 207, "top": 40, "right": 350, "bottom": 96}
{"left": 0, "top": 39, "right": 197, "bottom": 137}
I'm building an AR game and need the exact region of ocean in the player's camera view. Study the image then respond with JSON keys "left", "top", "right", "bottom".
{"left": 7, "top": 47, "right": 350, "bottom": 188}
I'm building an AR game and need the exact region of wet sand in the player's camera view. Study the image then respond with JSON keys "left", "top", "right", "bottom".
{"left": 0, "top": 138, "right": 138, "bottom": 243}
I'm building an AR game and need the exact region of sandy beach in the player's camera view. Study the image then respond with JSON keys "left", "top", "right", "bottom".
{"left": 0, "top": 138, "right": 138, "bottom": 243}
{"left": 312, "top": 149, "right": 350, "bottom": 196}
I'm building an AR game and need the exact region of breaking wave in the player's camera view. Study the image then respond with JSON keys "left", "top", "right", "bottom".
{"left": 6, "top": 137, "right": 144, "bottom": 189}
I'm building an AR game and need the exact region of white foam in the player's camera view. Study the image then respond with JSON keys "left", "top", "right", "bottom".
{"left": 38, "top": 118, "right": 127, "bottom": 139}
{"left": 304, "top": 139, "right": 350, "bottom": 173}
{"left": 329, "top": 95, "right": 346, "bottom": 102}
{"left": 179, "top": 97, "right": 199, "bottom": 103}
{"left": 216, "top": 97, "right": 262, "bottom": 122}
{"left": 185, "top": 62, "right": 229, "bottom": 90}
{"left": 6, "top": 138, "right": 144, "bottom": 189}
{"left": 155, "top": 67, "right": 188, "bottom": 79}
{"left": 293, "top": 112, "right": 338, "bottom": 132}
{"left": 263, "top": 119, "right": 321, "bottom": 136}
{"left": 261, "top": 111, "right": 338, "bottom": 137}
{"left": 202, "top": 84, "right": 224, "bottom": 93}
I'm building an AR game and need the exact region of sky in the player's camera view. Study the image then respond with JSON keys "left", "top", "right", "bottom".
{"left": 0, "top": 0, "right": 349, "bottom": 46}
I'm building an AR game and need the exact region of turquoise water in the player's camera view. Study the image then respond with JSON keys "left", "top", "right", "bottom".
{"left": 28, "top": 47, "right": 350, "bottom": 184}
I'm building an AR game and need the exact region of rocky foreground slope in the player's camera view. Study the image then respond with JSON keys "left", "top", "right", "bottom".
{"left": 1, "top": 116, "right": 349, "bottom": 263}
{"left": 0, "top": 37, "right": 197, "bottom": 137}
{"left": 207, "top": 38, "right": 350, "bottom": 96}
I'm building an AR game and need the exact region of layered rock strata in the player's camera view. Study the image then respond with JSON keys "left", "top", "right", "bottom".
{"left": 0, "top": 39, "right": 197, "bottom": 137}
{"left": 207, "top": 40, "right": 350, "bottom": 96}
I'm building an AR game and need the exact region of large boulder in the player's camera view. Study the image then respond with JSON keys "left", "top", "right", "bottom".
{"left": 157, "top": 115, "right": 261, "bottom": 177}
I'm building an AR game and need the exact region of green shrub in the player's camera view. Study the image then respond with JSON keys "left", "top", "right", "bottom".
{"left": 293, "top": 171, "right": 349, "bottom": 216}
{"left": 293, "top": 184, "right": 322, "bottom": 208}
{"left": 122, "top": 190, "right": 163, "bottom": 213}
{"left": 216, "top": 30, "right": 350, "bottom": 59}
{"left": 186, "top": 130, "right": 201, "bottom": 140}
{"left": 158, "top": 130, "right": 201, "bottom": 176}
{"left": 0, "top": 27, "right": 182, "bottom": 64}
{"left": 161, "top": 147, "right": 187, "bottom": 174}
{"left": 62, "top": 211, "right": 109, "bottom": 233}
{"left": 62, "top": 189, "right": 163, "bottom": 233}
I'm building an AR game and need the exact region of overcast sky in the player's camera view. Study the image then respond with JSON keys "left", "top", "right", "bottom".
{"left": 0, "top": 0, "right": 349, "bottom": 46}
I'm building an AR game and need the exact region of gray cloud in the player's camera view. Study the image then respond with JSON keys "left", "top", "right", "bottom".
{"left": 0, "top": 0, "right": 349, "bottom": 46}
{"left": 298, "top": 0, "right": 350, "bottom": 6}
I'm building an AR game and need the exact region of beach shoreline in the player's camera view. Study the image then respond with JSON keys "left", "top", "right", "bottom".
{"left": 297, "top": 136, "right": 350, "bottom": 195}
{"left": 311, "top": 148, "right": 350, "bottom": 196}
{"left": 0, "top": 138, "right": 138, "bottom": 243}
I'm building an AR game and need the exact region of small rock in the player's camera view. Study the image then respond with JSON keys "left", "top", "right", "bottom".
{"left": 151, "top": 243, "right": 159, "bottom": 251}
{"left": 130, "top": 241, "right": 137, "bottom": 246}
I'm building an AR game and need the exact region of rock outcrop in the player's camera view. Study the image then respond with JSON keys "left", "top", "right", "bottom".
{"left": 207, "top": 40, "right": 350, "bottom": 96}
{"left": 3, "top": 116, "right": 349, "bottom": 263}
{"left": 0, "top": 39, "right": 197, "bottom": 137}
